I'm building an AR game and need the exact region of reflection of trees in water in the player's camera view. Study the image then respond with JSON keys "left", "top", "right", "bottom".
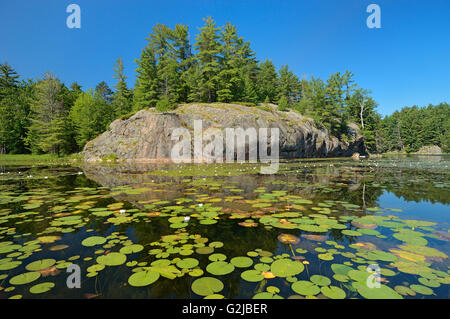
{"left": 376, "top": 169, "right": 449, "bottom": 205}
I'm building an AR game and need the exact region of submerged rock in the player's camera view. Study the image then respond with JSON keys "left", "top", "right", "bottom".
{"left": 83, "top": 103, "right": 366, "bottom": 162}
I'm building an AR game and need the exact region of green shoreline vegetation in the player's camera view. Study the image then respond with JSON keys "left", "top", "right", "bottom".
{"left": 1, "top": 17, "right": 448, "bottom": 157}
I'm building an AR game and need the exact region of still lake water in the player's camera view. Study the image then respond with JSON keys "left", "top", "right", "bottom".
{"left": 0, "top": 156, "right": 449, "bottom": 299}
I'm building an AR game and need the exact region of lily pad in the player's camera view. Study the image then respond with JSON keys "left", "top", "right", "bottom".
{"left": 321, "top": 286, "right": 346, "bottom": 299}
{"left": 310, "top": 275, "right": 331, "bottom": 286}
{"left": 353, "top": 282, "right": 403, "bottom": 299}
{"left": 230, "top": 256, "right": 253, "bottom": 268}
{"left": 119, "top": 244, "right": 144, "bottom": 254}
{"left": 96, "top": 252, "right": 126, "bottom": 266}
{"left": 176, "top": 258, "right": 199, "bottom": 269}
{"left": 206, "top": 261, "right": 235, "bottom": 275}
{"left": 29, "top": 282, "right": 55, "bottom": 294}
{"left": 291, "top": 280, "right": 320, "bottom": 296}
{"left": 410, "top": 284, "right": 434, "bottom": 295}
{"left": 9, "top": 272, "right": 41, "bottom": 285}
{"left": 25, "top": 259, "right": 56, "bottom": 271}
{"left": 128, "top": 270, "right": 160, "bottom": 287}
{"left": 241, "top": 269, "right": 264, "bottom": 282}
{"left": 270, "top": 259, "right": 304, "bottom": 277}
{"left": 191, "top": 277, "right": 224, "bottom": 296}
{"left": 81, "top": 236, "right": 107, "bottom": 247}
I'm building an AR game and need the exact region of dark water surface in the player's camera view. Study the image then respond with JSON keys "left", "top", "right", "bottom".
{"left": 0, "top": 155, "right": 449, "bottom": 299}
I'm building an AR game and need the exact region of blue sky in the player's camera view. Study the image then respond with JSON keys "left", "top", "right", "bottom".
{"left": 1, "top": 0, "right": 449, "bottom": 116}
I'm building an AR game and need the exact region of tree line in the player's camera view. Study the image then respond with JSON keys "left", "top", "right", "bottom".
{"left": 376, "top": 103, "right": 449, "bottom": 153}
{"left": 0, "top": 17, "right": 447, "bottom": 155}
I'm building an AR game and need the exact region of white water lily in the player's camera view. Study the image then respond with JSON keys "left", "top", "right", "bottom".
{"left": 184, "top": 216, "right": 190, "bottom": 223}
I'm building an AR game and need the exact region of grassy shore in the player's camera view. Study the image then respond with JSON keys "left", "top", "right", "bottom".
{"left": 0, "top": 154, "right": 82, "bottom": 166}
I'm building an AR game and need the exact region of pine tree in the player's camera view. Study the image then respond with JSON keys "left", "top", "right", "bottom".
{"left": 242, "top": 73, "right": 258, "bottom": 104}
{"left": 70, "top": 89, "right": 114, "bottom": 148}
{"left": 257, "top": 59, "right": 279, "bottom": 103}
{"left": 26, "top": 72, "right": 68, "bottom": 154}
{"left": 0, "top": 62, "right": 22, "bottom": 153}
{"left": 278, "top": 96, "right": 288, "bottom": 112}
{"left": 185, "top": 63, "right": 204, "bottom": 102}
{"left": 278, "top": 65, "right": 299, "bottom": 106}
{"left": 133, "top": 45, "right": 159, "bottom": 110}
{"left": 171, "top": 24, "right": 192, "bottom": 102}
{"left": 195, "top": 17, "right": 222, "bottom": 102}
{"left": 112, "top": 57, "right": 132, "bottom": 117}
{"left": 216, "top": 23, "right": 242, "bottom": 102}
{"left": 95, "top": 81, "right": 113, "bottom": 103}
{"left": 148, "top": 24, "right": 178, "bottom": 102}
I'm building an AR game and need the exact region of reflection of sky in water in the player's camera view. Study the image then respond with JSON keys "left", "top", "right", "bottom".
{"left": 379, "top": 191, "right": 450, "bottom": 227}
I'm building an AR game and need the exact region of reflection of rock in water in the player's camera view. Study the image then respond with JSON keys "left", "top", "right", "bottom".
{"left": 82, "top": 158, "right": 449, "bottom": 208}
{"left": 416, "top": 155, "right": 442, "bottom": 162}
{"left": 82, "top": 161, "right": 380, "bottom": 210}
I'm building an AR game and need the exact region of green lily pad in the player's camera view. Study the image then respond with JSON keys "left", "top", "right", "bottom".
{"left": 253, "top": 292, "right": 283, "bottom": 299}
{"left": 270, "top": 259, "right": 304, "bottom": 277}
{"left": 9, "top": 272, "right": 41, "bottom": 285}
{"left": 128, "top": 270, "right": 160, "bottom": 287}
{"left": 230, "top": 256, "right": 253, "bottom": 268}
{"left": 341, "top": 230, "right": 362, "bottom": 236}
{"left": 321, "top": 286, "right": 346, "bottom": 299}
{"left": 348, "top": 269, "right": 370, "bottom": 282}
{"left": 29, "top": 282, "right": 55, "bottom": 294}
{"left": 331, "top": 264, "right": 353, "bottom": 275}
{"left": 353, "top": 282, "right": 403, "bottom": 299}
{"left": 367, "top": 250, "right": 397, "bottom": 262}
{"left": 418, "top": 277, "right": 440, "bottom": 288}
{"left": 191, "top": 277, "right": 224, "bottom": 296}
{"left": 204, "top": 294, "right": 225, "bottom": 299}
{"left": 0, "top": 260, "right": 22, "bottom": 271}
{"left": 25, "top": 259, "right": 56, "bottom": 271}
{"left": 188, "top": 268, "right": 204, "bottom": 277}
{"left": 209, "top": 253, "right": 227, "bottom": 261}
{"left": 196, "top": 246, "right": 214, "bottom": 255}
{"left": 81, "top": 236, "right": 107, "bottom": 247}
{"left": 87, "top": 264, "right": 105, "bottom": 272}
{"left": 410, "top": 284, "right": 434, "bottom": 295}
{"left": 119, "top": 244, "right": 144, "bottom": 254}
{"left": 291, "top": 281, "right": 320, "bottom": 296}
{"left": 96, "top": 252, "right": 126, "bottom": 266}
{"left": 310, "top": 275, "right": 331, "bottom": 286}
{"left": 241, "top": 269, "right": 264, "bottom": 282}
{"left": 176, "top": 258, "right": 199, "bottom": 269}
{"left": 206, "top": 261, "right": 235, "bottom": 276}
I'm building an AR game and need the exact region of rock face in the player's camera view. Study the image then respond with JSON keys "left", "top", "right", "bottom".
{"left": 83, "top": 103, "right": 366, "bottom": 162}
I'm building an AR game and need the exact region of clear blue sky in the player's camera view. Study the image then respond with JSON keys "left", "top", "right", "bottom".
{"left": 1, "top": 0, "right": 449, "bottom": 116}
